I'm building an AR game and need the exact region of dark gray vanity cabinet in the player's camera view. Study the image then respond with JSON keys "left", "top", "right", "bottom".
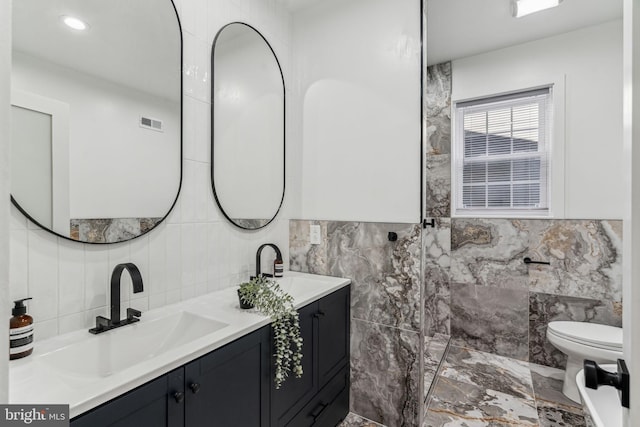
{"left": 71, "top": 286, "right": 350, "bottom": 427}
{"left": 184, "top": 326, "right": 271, "bottom": 427}
{"left": 271, "top": 286, "right": 351, "bottom": 427}
{"left": 71, "top": 368, "right": 185, "bottom": 427}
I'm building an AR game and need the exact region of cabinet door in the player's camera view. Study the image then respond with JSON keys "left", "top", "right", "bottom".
{"left": 185, "top": 326, "right": 270, "bottom": 427}
{"left": 271, "top": 301, "right": 318, "bottom": 426}
{"left": 317, "top": 286, "right": 350, "bottom": 388}
{"left": 71, "top": 368, "right": 184, "bottom": 427}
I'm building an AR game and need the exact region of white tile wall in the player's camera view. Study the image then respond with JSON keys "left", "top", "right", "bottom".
{"left": 8, "top": 0, "right": 295, "bottom": 340}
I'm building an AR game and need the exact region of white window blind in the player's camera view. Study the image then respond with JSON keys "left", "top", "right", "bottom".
{"left": 453, "top": 87, "right": 552, "bottom": 216}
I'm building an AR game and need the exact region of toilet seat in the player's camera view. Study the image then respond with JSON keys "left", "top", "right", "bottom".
{"left": 548, "top": 321, "right": 622, "bottom": 351}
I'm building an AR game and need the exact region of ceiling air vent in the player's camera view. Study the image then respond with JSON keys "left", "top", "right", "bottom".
{"left": 139, "top": 116, "right": 163, "bottom": 132}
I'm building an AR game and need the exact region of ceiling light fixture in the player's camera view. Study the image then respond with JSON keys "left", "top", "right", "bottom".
{"left": 61, "top": 15, "right": 89, "bottom": 31}
{"left": 512, "top": 0, "right": 563, "bottom": 18}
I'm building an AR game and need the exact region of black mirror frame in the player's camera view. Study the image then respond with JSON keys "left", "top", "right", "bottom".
{"left": 10, "top": 0, "right": 183, "bottom": 245}
{"left": 210, "top": 22, "right": 286, "bottom": 231}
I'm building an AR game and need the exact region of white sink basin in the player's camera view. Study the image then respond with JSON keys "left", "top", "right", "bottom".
{"left": 577, "top": 364, "right": 623, "bottom": 427}
{"left": 37, "top": 311, "right": 228, "bottom": 379}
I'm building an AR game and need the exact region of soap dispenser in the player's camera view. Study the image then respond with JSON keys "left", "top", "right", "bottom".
{"left": 10, "top": 298, "right": 33, "bottom": 360}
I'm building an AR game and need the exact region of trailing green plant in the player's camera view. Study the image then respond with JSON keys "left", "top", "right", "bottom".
{"left": 238, "top": 276, "right": 303, "bottom": 389}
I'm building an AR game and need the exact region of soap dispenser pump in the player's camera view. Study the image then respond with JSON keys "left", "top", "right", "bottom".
{"left": 10, "top": 298, "right": 33, "bottom": 360}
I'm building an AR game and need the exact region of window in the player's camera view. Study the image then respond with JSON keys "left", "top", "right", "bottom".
{"left": 453, "top": 87, "right": 552, "bottom": 216}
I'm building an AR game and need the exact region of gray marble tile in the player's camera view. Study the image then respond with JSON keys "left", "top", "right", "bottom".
{"left": 70, "top": 217, "right": 160, "bottom": 243}
{"left": 529, "top": 292, "right": 622, "bottom": 369}
{"left": 529, "top": 363, "right": 581, "bottom": 412}
{"left": 537, "top": 406, "right": 586, "bottom": 427}
{"left": 231, "top": 218, "right": 270, "bottom": 228}
{"left": 425, "top": 334, "right": 450, "bottom": 373}
{"left": 424, "top": 219, "right": 451, "bottom": 336}
{"left": 440, "top": 347, "right": 535, "bottom": 402}
{"left": 451, "top": 283, "right": 529, "bottom": 360}
{"left": 424, "top": 376, "right": 538, "bottom": 426}
{"left": 528, "top": 220, "right": 622, "bottom": 302}
{"left": 425, "top": 62, "right": 451, "bottom": 156}
{"left": 424, "top": 334, "right": 450, "bottom": 402}
{"left": 328, "top": 222, "right": 422, "bottom": 331}
{"left": 425, "top": 154, "right": 451, "bottom": 218}
{"left": 451, "top": 219, "right": 530, "bottom": 290}
{"left": 351, "top": 319, "right": 420, "bottom": 427}
{"left": 289, "top": 220, "right": 329, "bottom": 275}
{"left": 339, "top": 412, "right": 387, "bottom": 427}
{"left": 424, "top": 62, "right": 451, "bottom": 219}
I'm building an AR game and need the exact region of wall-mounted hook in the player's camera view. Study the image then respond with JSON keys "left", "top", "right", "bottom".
{"left": 388, "top": 232, "right": 398, "bottom": 242}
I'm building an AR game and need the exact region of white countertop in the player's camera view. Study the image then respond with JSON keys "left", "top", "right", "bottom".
{"left": 9, "top": 272, "right": 350, "bottom": 418}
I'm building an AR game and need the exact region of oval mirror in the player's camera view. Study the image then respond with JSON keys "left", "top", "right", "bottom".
{"left": 11, "top": 0, "right": 182, "bottom": 243}
{"left": 212, "top": 23, "right": 285, "bottom": 230}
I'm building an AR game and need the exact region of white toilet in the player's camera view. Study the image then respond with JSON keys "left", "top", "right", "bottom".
{"left": 546, "top": 321, "right": 623, "bottom": 403}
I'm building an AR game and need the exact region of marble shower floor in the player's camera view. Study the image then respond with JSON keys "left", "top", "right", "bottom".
{"left": 340, "top": 344, "right": 585, "bottom": 427}
{"left": 424, "top": 346, "right": 586, "bottom": 427}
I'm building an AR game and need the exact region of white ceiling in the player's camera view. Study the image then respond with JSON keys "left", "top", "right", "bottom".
{"left": 427, "top": 0, "right": 623, "bottom": 65}
{"left": 13, "top": 0, "right": 181, "bottom": 102}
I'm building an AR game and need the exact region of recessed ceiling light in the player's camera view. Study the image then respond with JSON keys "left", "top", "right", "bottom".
{"left": 512, "top": 0, "right": 563, "bottom": 18}
{"left": 61, "top": 15, "right": 89, "bottom": 31}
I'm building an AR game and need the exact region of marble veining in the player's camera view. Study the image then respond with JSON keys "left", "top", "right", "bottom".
{"left": 425, "top": 376, "right": 538, "bottom": 426}
{"left": 289, "top": 220, "right": 329, "bottom": 275}
{"left": 424, "top": 218, "right": 451, "bottom": 336}
{"left": 231, "top": 218, "right": 270, "bottom": 229}
{"left": 290, "top": 219, "right": 424, "bottom": 426}
{"left": 351, "top": 319, "right": 420, "bottom": 427}
{"left": 425, "top": 63, "right": 451, "bottom": 156}
{"left": 529, "top": 292, "right": 622, "bottom": 369}
{"left": 440, "top": 347, "right": 535, "bottom": 401}
{"left": 451, "top": 219, "right": 530, "bottom": 290}
{"left": 529, "top": 363, "right": 581, "bottom": 413}
{"left": 528, "top": 220, "right": 622, "bottom": 302}
{"left": 70, "top": 217, "right": 161, "bottom": 243}
{"left": 425, "top": 62, "right": 452, "bottom": 218}
{"left": 424, "top": 347, "right": 587, "bottom": 427}
{"left": 425, "top": 155, "right": 451, "bottom": 219}
{"left": 451, "top": 282, "right": 529, "bottom": 360}
{"left": 530, "top": 363, "right": 586, "bottom": 427}
{"left": 424, "top": 334, "right": 450, "bottom": 403}
{"left": 339, "top": 412, "right": 387, "bottom": 427}
{"left": 325, "top": 222, "right": 422, "bottom": 331}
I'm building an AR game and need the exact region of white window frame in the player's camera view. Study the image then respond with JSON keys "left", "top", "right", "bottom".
{"left": 451, "top": 85, "right": 560, "bottom": 218}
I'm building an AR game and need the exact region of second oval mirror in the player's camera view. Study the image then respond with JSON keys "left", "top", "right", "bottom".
{"left": 212, "top": 23, "right": 285, "bottom": 230}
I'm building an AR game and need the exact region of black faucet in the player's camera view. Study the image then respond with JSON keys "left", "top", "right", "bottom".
{"left": 89, "top": 263, "right": 144, "bottom": 334}
{"left": 254, "top": 243, "right": 282, "bottom": 279}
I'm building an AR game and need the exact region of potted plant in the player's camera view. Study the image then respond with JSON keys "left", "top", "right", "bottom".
{"left": 238, "top": 276, "right": 303, "bottom": 389}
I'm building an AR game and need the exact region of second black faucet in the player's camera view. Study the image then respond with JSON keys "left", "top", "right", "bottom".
{"left": 254, "top": 243, "right": 283, "bottom": 279}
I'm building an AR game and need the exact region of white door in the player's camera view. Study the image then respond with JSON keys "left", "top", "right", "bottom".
{"left": 10, "top": 104, "right": 53, "bottom": 228}
{"left": 10, "top": 90, "right": 70, "bottom": 236}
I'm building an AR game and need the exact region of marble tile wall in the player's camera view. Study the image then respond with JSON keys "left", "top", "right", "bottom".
{"left": 290, "top": 220, "right": 422, "bottom": 426}
{"left": 448, "top": 218, "right": 623, "bottom": 365}
{"left": 70, "top": 218, "right": 161, "bottom": 243}
{"left": 424, "top": 62, "right": 451, "bottom": 218}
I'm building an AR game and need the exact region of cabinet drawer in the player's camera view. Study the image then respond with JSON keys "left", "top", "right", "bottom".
{"left": 285, "top": 366, "right": 349, "bottom": 427}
